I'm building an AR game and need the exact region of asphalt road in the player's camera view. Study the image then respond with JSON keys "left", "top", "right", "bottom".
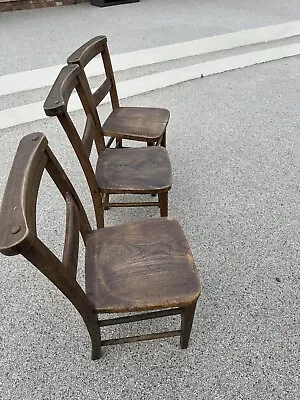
{"left": 1, "top": 1, "right": 300, "bottom": 398}
{"left": 0, "top": 55, "right": 299, "bottom": 399}
{"left": 1, "top": 0, "right": 300, "bottom": 74}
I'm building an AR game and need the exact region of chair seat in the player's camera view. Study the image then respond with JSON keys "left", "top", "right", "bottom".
{"left": 95, "top": 147, "right": 172, "bottom": 193}
{"left": 102, "top": 107, "right": 170, "bottom": 142}
{"left": 85, "top": 218, "right": 201, "bottom": 313}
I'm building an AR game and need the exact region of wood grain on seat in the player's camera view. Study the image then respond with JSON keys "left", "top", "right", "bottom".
{"left": 85, "top": 218, "right": 201, "bottom": 313}
{"left": 96, "top": 147, "right": 171, "bottom": 193}
{"left": 102, "top": 107, "right": 170, "bottom": 142}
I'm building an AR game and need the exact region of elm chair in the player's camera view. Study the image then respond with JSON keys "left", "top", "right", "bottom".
{"left": 67, "top": 35, "right": 170, "bottom": 149}
{"left": 44, "top": 64, "right": 171, "bottom": 228}
{"left": 0, "top": 133, "right": 201, "bottom": 360}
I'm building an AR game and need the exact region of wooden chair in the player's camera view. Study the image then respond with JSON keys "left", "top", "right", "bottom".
{"left": 43, "top": 64, "right": 172, "bottom": 228}
{"left": 0, "top": 133, "right": 201, "bottom": 360}
{"left": 67, "top": 36, "right": 170, "bottom": 149}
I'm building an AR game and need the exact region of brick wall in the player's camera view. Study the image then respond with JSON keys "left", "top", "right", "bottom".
{"left": 0, "top": 0, "right": 89, "bottom": 12}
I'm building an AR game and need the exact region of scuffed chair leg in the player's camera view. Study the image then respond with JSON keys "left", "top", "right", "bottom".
{"left": 158, "top": 192, "right": 168, "bottom": 217}
{"left": 91, "top": 332, "right": 101, "bottom": 360}
{"left": 180, "top": 302, "right": 196, "bottom": 349}
{"left": 85, "top": 317, "right": 102, "bottom": 360}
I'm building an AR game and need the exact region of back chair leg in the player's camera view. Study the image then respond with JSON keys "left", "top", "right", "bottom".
{"left": 180, "top": 302, "right": 197, "bottom": 349}
{"left": 158, "top": 192, "right": 168, "bottom": 217}
{"left": 116, "top": 138, "right": 123, "bottom": 148}
{"left": 94, "top": 192, "right": 105, "bottom": 229}
{"left": 103, "top": 193, "right": 110, "bottom": 210}
{"left": 152, "top": 135, "right": 160, "bottom": 197}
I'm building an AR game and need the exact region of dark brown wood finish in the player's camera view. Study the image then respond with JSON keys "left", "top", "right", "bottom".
{"left": 96, "top": 147, "right": 171, "bottom": 193}
{"left": 0, "top": 133, "right": 201, "bottom": 360}
{"left": 44, "top": 64, "right": 172, "bottom": 225}
{"left": 67, "top": 36, "right": 170, "bottom": 148}
{"left": 85, "top": 218, "right": 200, "bottom": 313}
{"left": 102, "top": 107, "right": 169, "bottom": 143}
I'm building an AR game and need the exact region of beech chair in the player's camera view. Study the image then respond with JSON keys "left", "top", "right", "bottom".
{"left": 67, "top": 35, "right": 170, "bottom": 149}
{"left": 0, "top": 133, "right": 201, "bottom": 360}
{"left": 44, "top": 64, "right": 171, "bottom": 228}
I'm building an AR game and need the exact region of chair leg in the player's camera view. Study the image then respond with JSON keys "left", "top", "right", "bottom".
{"left": 91, "top": 330, "right": 102, "bottom": 360}
{"left": 161, "top": 129, "right": 167, "bottom": 148}
{"left": 151, "top": 139, "right": 160, "bottom": 197}
{"left": 103, "top": 193, "right": 110, "bottom": 210}
{"left": 93, "top": 191, "right": 104, "bottom": 229}
{"left": 180, "top": 302, "right": 196, "bottom": 349}
{"left": 116, "top": 138, "right": 122, "bottom": 148}
{"left": 83, "top": 315, "right": 102, "bottom": 360}
{"left": 158, "top": 192, "right": 168, "bottom": 217}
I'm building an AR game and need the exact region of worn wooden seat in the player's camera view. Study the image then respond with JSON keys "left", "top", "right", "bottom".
{"left": 67, "top": 36, "right": 170, "bottom": 148}
{"left": 0, "top": 133, "right": 201, "bottom": 360}
{"left": 96, "top": 147, "right": 171, "bottom": 193}
{"left": 43, "top": 64, "right": 172, "bottom": 227}
{"left": 102, "top": 107, "right": 169, "bottom": 144}
{"left": 86, "top": 218, "right": 200, "bottom": 313}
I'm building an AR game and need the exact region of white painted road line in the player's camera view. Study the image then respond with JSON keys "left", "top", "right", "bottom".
{"left": 1, "top": 20, "right": 300, "bottom": 96}
{"left": 1, "top": 42, "right": 300, "bottom": 131}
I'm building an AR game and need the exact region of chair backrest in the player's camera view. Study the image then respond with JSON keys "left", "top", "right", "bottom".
{"left": 0, "top": 133, "right": 99, "bottom": 335}
{"left": 44, "top": 64, "right": 104, "bottom": 228}
{"left": 67, "top": 36, "right": 120, "bottom": 110}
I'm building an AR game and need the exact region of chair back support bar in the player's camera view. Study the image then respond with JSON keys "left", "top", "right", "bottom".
{"left": 93, "top": 78, "right": 112, "bottom": 106}
{"left": 62, "top": 193, "right": 80, "bottom": 278}
{"left": 67, "top": 36, "right": 107, "bottom": 69}
{"left": 0, "top": 134, "right": 48, "bottom": 256}
{"left": 44, "top": 64, "right": 104, "bottom": 153}
{"left": 43, "top": 64, "right": 81, "bottom": 116}
{"left": 44, "top": 65, "right": 105, "bottom": 228}
{"left": 0, "top": 133, "right": 92, "bottom": 259}
{"left": 0, "top": 133, "right": 101, "bottom": 358}
{"left": 67, "top": 36, "right": 120, "bottom": 109}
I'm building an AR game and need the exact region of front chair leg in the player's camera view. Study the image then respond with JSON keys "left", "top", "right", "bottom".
{"left": 180, "top": 302, "right": 196, "bottom": 349}
{"left": 158, "top": 192, "right": 168, "bottom": 217}
{"left": 91, "top": 333, "right": 102, "bottom": 360}
{"left": 83, "top": 316, "right": 102, "bottom": 360}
